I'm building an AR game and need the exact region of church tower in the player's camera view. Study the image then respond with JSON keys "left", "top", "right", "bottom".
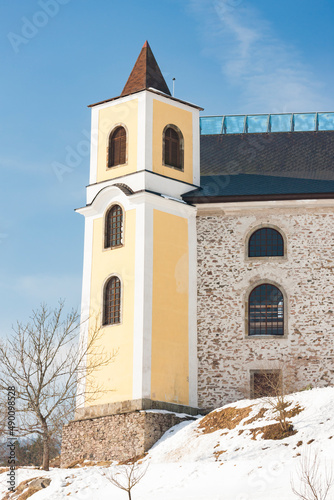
{"left": 73, "top": 42, "right": 202, "bottom": 436}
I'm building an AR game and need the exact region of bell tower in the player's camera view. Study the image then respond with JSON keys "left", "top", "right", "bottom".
{"left": 62, "top": 43, "right": 203, "bottom": 463}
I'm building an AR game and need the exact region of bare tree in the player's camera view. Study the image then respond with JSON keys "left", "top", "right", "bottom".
{"left": 251, "top": 362, "right": 298, "bottom": 432}
{"left": 0, "top": 301, "right": 115, "bottom": 471}
{"left": 291, "top": 449, "right": 334, "bottom": 500}
{"left": 103, "top": 461, "right": 149, "bottom": 500}
{"left": 0, "top": 394, "right": 7, "bottom": 436}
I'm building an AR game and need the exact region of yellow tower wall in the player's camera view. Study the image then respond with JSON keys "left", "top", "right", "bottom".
{"left": 96, "top": 99, "right": 138, "bottom": 183}
{"left": 152, "top": 99, "right": 194, "bottom": 184}
{"left": 85, "top": 208, "right": 136, "bottom": 406}
{"left": 151, "top": 209, "right": 189, "bottom": 405}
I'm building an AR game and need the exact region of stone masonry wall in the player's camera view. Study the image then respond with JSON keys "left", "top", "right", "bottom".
{"left": 197, "top": 204, "right": 334, "bottom": 410}
{"left": 61, "top": 411, "right": 191, "bottom": 466}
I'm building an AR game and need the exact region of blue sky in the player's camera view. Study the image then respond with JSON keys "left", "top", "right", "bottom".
{"left": 1, "top": 0, "right": 334, "bottom": 336}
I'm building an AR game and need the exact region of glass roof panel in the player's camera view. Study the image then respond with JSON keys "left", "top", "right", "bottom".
{"left": 318, "top": 112, "right": 334, "bottom": 131}
{"left": 247, "top": 115, "right": 268, "bottom": 133}
{"left": 200, "top": 112, "right": 334, "bottom": 134}
{"left": 270, "top": 114, "right": 291, "bottom": 132}
{"left": 200, "top": 117, "right": 223, "bottom": 135}
{"left": 224, "top": 115, "right": 245, "bottom": 134}
{"left": 294, "top": 113, "right": 316, "bottom": 131}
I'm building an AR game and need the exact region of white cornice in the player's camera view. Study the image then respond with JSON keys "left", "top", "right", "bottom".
{"left": 84, "top": 170, "right": 199, "bottom": 205}
{"left": 196, "top": 198, "right": 334, "bottom": 214}
{"left": 76, "top": 184, "right": 196, "bottom": 219}
{"left": 89, "top": 89, "right": 202, "bottom": 112}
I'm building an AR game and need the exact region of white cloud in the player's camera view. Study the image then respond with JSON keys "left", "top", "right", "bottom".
{"left": 189, "top": 0, "right": 333, "bottom": 112}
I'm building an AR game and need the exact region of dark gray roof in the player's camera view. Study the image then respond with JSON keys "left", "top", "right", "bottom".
{"left": 184, "top": 130, "right": 334, "bottom": 202}
{"left": 200, "top": 131, "right": 334, "bottom": 180}
{"left": 183, "top": 173, "right": 334, "bottom": 203}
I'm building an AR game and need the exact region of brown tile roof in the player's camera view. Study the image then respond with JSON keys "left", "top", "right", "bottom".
{"left": 121, "top": 41, "right": 171, "bottom": 97}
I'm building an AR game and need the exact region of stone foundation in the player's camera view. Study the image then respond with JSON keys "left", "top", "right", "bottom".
{"left": 61, "top": 410, "right": 193, "bottom": 467}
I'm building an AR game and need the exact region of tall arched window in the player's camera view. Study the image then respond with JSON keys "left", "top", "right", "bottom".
{"left": 108, "top": 126, "right": 126, "bottom": 168}
{"left": 163, "top": 125, "right": 183, "bottom": 170}
{"left": 105, "top": 205, "right": 123, "bottom": 249}
{"left": 103, "top": 276, "right": 121, "bottom": 326}
{"left": 248, "top": 284, "right": 284, "bottom": 336}
{"left": 248, "top": 227, "right": 284, "bottom": 257}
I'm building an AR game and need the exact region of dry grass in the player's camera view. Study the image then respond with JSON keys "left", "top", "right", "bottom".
{"left": 2, "top": 477, "right": 39, "bottom": 500}
{"left": 18, "top": 487, "right": 40, "bottom": 500}
{"left": 249, "top": 422, "right": 296, "bottom": 440}
{"left": 49, "top": 455, "right": 60, "bottom": 468}
{"left": 198, "top": 405, "right": 253, "bottom": 434}
{"left": 15, "top": 478, "right": 38, "bottom": 495}
{"left": 213, "top": 450, "right": 226, "bottom": 461}
{"left": 239, "top": 403, "right": 304, "bottom": 439}
{"left": 243, "top": 407, "right": 268, "bottom": 425}
{"left": 65, "top": 459, "right": 82, "bottom": 469}
{"left": 66, "top": 458, "right": 112, "bottom": 468}
{"left": 285, "top": 404, "right": 304, "bottom": 418}
{"left": 118, "top": 452, "right": 148, "bottom": 465}
{"left": 197, "top": 400, "right": 302, "bottom": 445}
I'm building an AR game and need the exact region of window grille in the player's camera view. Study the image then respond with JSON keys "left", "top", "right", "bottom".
{"left": 248, "top": 228, "right": 284, "bottom": 257}
{"left": 249, "top": 284, "right": 284, "bottom": 336}
{"left": 108, "top": 126, "right": 126, "bottom": 167}
{"left": 105, "top": 205, "right": 123, "bottom": 249}
{"left": 103, "top": 276, "right": 121, "bottom": 325}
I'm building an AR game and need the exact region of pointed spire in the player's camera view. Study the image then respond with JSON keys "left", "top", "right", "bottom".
{"left": 121, "top": 41, "right": 171, "bottom": 97}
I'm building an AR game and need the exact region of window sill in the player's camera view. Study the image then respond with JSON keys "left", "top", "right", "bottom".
{"left": 245, "top": 334, "right": 287, "bottom": 339}
{"left": 106, "top": 162, "right": 128, "bottom": 170}
{"left": 101, "top": 322, "right": 122, "bottom": 329}
{"left": 162, "top": 162, "right": 184, "bottom": 172}
{"left": 244, "top": 256, "right": 287, "bottom": 262}
{"left": 103, "top": 244, "right": 123, "bottom": 252}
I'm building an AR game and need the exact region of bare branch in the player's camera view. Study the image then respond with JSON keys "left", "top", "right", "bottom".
{"left": 291, "top": 449, "right": 334, "bottom": 500}
{"left": 103, "top": 460, "right": 149, "bottom": 499}
{"left": 0, "top": 301, "right": 116, "bottom": 470}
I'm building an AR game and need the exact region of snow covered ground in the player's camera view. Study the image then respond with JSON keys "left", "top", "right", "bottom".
{"left": 1, "top": 387, "right": 334, "bottom": 500}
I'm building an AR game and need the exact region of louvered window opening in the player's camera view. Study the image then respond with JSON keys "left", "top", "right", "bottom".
{"left": 108, "top": 126, "right": 126, "bottom": 168}
{"left": 249, "top": 228, "right": 284, "bottom": 257}
{"left": 105, "top": 205, "right": 123, "bottom": 248}
{"left": 164, "top": 127, "right": 182, "bottom": 169}
{"left": 253, "top": 371, "right": 281, "bottom": 398}
{"left": 104, "top": 277, "right": 121, "bottom": 325}
{"left": 249, "top": 284, "right": 284, "bottom": 336}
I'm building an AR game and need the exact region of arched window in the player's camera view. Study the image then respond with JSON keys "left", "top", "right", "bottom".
{"left": 108, "top": 126, "right": 126, "bottom": 168}
{"left": 248, "top": 284, "right": 284, "bottom": 336}
{"left": 248, "top": 227, "right": 284, "bottom": 257}
{"left": 163, "top": 125, "right": 183, "bottom": 170}
{"left": 105, "top": 205, "right": 123, "bottom": 249}
{"left": 103, "top": 276, "right": 121, "bottom": 326}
